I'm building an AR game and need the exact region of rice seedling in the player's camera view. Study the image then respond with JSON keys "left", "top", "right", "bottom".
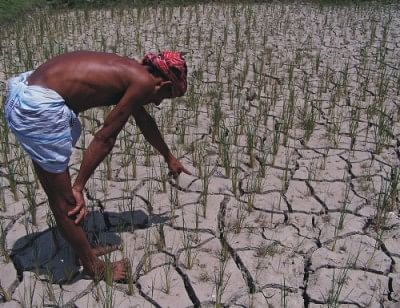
{"left": 0, "top": 221, "right": 10, "bottom": 263}
{"left": 0, "top": 282, "right": 12, "bottom": 302}
{"left": 246, "top": 121, "right": 257, "bottom": 169}
{"left": 325, "top": 266, "right": 350, "bottom": 307}
{"left": 0, "top": 175, "right": 6, "bottom": 212}
{"left": 213, "top": 243, "right": 231, "bottom": 308}
{"left": 200, "top": 160, "right": 213, "bottom": 218}
{"left": 161, "top": 257, "right": 173, "bottom": 294}
{"left": 181, "top": 211, "right": 197, "bottom": 270}
{"left": 338, "top": 174, "right": 351, "bottom": 230}
{"left": 219, "top": 124, "right": 232, "bottom": 178}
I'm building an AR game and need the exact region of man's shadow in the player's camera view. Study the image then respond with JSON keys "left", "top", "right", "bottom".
{"left": 10, "top": 209, "right": 169, "bottom": 283}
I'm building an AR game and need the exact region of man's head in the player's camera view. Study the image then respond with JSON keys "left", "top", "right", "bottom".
{"left": 142, "top": 51, "right": 187, "bottom": 102}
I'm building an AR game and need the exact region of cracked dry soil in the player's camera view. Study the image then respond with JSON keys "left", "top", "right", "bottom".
{"left": 0, "top": 2, "right": 400, "bottom": 307}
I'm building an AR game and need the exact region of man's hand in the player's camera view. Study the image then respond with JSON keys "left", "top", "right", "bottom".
{"left": 167, "top": 155, "right": 192, "bottom": 178}
{"left": 69, "top": 186, "right": 88, "bottom": 224}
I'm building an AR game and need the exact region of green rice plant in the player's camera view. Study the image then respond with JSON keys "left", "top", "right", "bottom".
{"left": 338, "top": 175, "right": 351, "bottom": 230}
{"left": 315, "top": 51, "right": 321, "bottom": 74}
{"left": 169, "top": 178, "right": 180, "bottom": 209}
{"left": 103, "top": 257, "right": 116, "bottom": 307}
{"left": 240, "top": 57, "right": 250, "bottom": 89}
{"left": 21, "top": 160, "right": 38, "bottom": 226}
{"left": 181, "top": 212, "right": 197, "bottom": 270}
{"left": 201, "top": 161, "right": 213, "bottom": 218}
{"left": 215, "top": 45, "right": 223, "bottom": 82}
{"left": 211, "top": 92, "right": 223, "bottom": 143}
{"left": 121, "top": 246, "right": 135, "bottom": 295}
{"left": 232, "top": 104, "right": 242, "bottom": 146}
{"left": 246, "top": 189, "right": 255, "bottom": 213}
{"left": 2, "top": 143, "right": 19, "bottom": 202}
{"left": 374, "top": 72, "right": 390, "bottom": 109}
{"left": 185, "top": 79, "right": 201, "bottom": 126}
{"left": 194, "top": 204, "right": 201, "bottom": 242}
{"left": 146, "top": 171, "right": 155, "bottom": 213}
{"left": 143, "top": 230, "right": 152, "bottom": 274}
{"left": 130, "top": 142, "right": 137, "bottom": 179}
{"left": 232, "top": 201, "right": 246, "bottom": 234}
{"left": 326, "top": 267, "right": 350, "bottom": 308}
{"left": 0, "top": 282, "right": 12, "bottom": 302}
{"left": 0, "top": 221, "right": 10, "bottom": 263}
{"left": 303, "top": 102, "right": 317, "bottom": 143}
{"left": 213, "top": 243, "right": 231, "bottom": 308}
{"left": 234, "top": 18, "right": 241, "bottom": 52}
{"left": 231, "top": 159, "right": 240, "bottom": 198}
{"left": 143, "top": 140, "right": 152, "bottom": 167}
{"left": 282, "top": 147, "right": 292, "bottom": 191}
{"left": 246, "top": 121, "right": 256, "bottom": 169}
{"left": 219, "top": 125, "right": 231, "bottom": 178}
{"left": 43, "top": 266, "right": 64, "bottom": 306}
{"left": 176, "top": 119, "right": 186, "bottom": 145}
{"left": 257, "top": 134, "right": 270, "bottom": 178}
{"left": 155, "top": 223, "right": 166, "bottom": 251}
{"left": 282, "top": 88, "right": 296, "bottom": 146}
{"left": 18, "top": 274, "right": 37, "bottom": 308}
{"left": 100, "top": 161, "right": 109, "bottom": 197}
{"left": 161, "top": 257, "right": 172, "bottom": 294}
{"left": 288, "top": 63, "right": 295, "bottom": 87}
{"left": 280, "top": 278, "right": 288, "bottom": 308}
{"left": 272, "top": 119, "right": 281, "bottom": 159}
{"left": 373, "top": 108, "right": 392, "bottom": 154}
{"left": 159, "top": 158, "right": 168, "bottom": 193}
{"left": 24, "top": 179, "right": 37, "bottom": 226}
{"left": 389, "top": 167, "right": 400, "bottom": 211}
{"left": 374, "top": 172, "right": 397, "bottom": 236}
{"left": 349, "top": 103, "right": 361, "bottom": 150}
{"left": 327, "top": 106, "right": 343, "bottom": 148}
{"left": 46, "top": 209, "right": 61, "bottom": 250}
{"left": 0, "top": 174, "right": 6, "bottom": 212}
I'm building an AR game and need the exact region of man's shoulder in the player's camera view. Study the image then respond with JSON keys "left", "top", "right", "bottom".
{"left": 120, "top": 62, "right": 155, "bottom": 93}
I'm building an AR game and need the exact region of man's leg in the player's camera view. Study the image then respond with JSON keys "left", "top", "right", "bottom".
{"left": 32, "top": 162, "right": 126, "bottom": 281}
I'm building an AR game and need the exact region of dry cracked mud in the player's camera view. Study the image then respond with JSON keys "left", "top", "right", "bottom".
{"left": 0, "top": 2, "right": 399, "bottom": 307}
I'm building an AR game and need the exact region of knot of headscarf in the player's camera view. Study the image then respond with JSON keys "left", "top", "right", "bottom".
{"left": 143, "top": 51, "right": 187, "bottom": 97}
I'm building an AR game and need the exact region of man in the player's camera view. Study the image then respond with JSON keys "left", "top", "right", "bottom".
{"left": 4, "top": 50, "right": 191, "bottom": 281}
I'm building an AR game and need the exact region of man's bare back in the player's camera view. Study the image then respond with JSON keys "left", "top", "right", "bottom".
{"left": 27, "top": 51, "right": 155, "bottom": 114}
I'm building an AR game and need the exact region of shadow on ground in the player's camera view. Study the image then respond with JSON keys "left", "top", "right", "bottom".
{"left": 10, "top": 209, "right": 169, "bottom": 283}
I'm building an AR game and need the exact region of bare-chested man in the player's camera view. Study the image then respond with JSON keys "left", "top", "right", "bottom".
{"left": 4, "top": 50, "right": 191, "bottom": 281}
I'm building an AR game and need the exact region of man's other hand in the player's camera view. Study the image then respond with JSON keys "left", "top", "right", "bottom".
{"left": 69, "top": 186, "right": 88, "bottom": 224}
{"left": 167, "top": 155, "right": 192, "bottom": 178}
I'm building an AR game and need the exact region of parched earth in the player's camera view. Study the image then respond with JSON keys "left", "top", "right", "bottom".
{"left": 0, "top": 2, "right": 400, "bottom": 307}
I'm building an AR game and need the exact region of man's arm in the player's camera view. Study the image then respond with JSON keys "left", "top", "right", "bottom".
{"left": 132, "top": 106, "right": 191, "bottom": 176}
{"left": 70, "top": 84, "right": 152, "bottom": 224}
{"left": 132, "top": 106, "right": 171, "bottom": 161}
{"left": 73, "top": 106, "right": 130, "bottom": 192}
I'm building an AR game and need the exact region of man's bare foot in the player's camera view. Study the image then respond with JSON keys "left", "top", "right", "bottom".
{"left": 110, "top": 259, "right": 130, "bottom": 282}
{"left": 82, "top": 258, "right": 131, "bottom": 283}
{"left": 75, "top": 245, "right": 120, "bottom": 266}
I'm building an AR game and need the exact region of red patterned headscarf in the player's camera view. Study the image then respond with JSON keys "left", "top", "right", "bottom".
{"left": 142, "top": 51, "right": 187, "bottom": 97}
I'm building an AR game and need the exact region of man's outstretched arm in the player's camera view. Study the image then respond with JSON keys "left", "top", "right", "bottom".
{"left": 70, "top": 87, "right": 149, "bottom": 223}
{"left": 132, "top": 106, "right": 191, "bottom": 176}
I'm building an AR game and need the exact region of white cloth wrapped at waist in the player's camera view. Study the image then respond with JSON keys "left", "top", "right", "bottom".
{"left": 4, "top": 71, "right": 81, "bottom": 173}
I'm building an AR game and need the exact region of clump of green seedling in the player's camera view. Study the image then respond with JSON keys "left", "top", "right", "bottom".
{"left": 219, "top": 125, "right": 232, "bottom": 178}
{"left": 201, "top": 161, "right": 213, "bottom": 218}
{"left": 213, "top": 243, "right": 231, "bottom": 307}
{"left": 181, "top": 211, "right": 197, "bottom": 270}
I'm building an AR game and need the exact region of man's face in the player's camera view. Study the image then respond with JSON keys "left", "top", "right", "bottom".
{"left": 153, "top": 98, "right": 163, "bottom": 106}
{"left": 152, "top": 83, "right": 174, "bottom": 106}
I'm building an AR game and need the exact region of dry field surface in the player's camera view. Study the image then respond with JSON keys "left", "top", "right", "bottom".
{"left": 0, "top": 2, "right": 400, "bottom": 307}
